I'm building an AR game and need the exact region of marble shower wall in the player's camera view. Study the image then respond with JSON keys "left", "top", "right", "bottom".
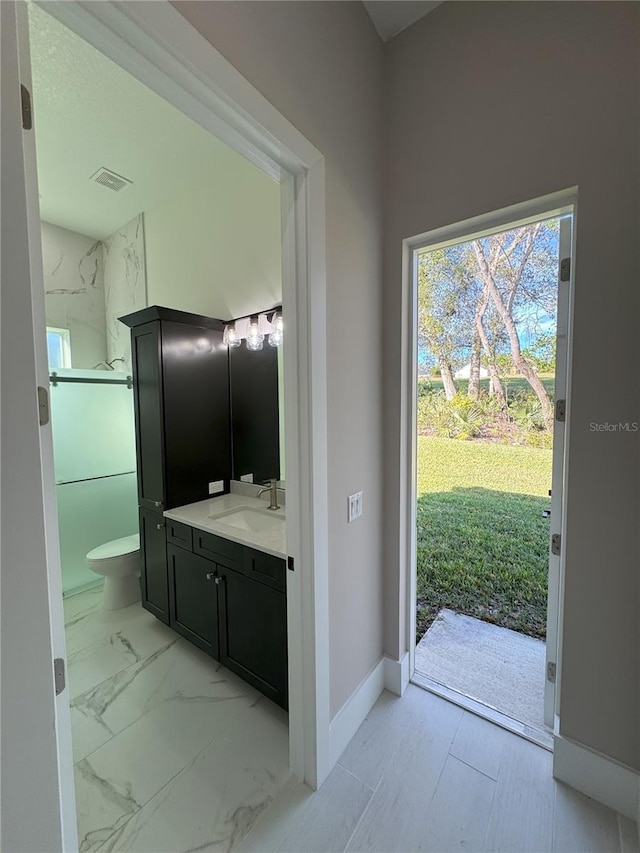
{"left": 103, "top": 214, "right": 147, "bottom": 371}
{"left": 41, "top": 221, "right": 107, "bottom": 369}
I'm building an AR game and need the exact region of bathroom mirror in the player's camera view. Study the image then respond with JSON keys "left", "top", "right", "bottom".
{"left": 229, "top": 339, "right": 281, "bottom": 485}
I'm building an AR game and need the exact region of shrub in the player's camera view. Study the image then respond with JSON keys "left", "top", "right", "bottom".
{"left": 418, "top": 391, "right": 484, "bottom": 440}
{"left": 417, "top": 378, "right": 434, "bottom": 397}
{"left": 445, "top": 394, "right": 483, "bottom": 440}
{"left": 508, "top": 390, "right": 547, "bottom": 431}
{"left": 522, "top": 429, "right": 554, "bottom": 449}
{"left": 417, "top": 389, "right": 447, "bottom": 431}
{"left": 417, "top": 385, "right": 554, "bottom": 446}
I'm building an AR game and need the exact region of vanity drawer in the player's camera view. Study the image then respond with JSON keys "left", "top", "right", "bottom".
{"left": 244, "top": 547, "right": 286, "bottom": 592}
{"left": 166, "top": 519, "right": 193, "bottom": 551}
{"left": 193, "top": 529, "right": 243, "bottom": 571}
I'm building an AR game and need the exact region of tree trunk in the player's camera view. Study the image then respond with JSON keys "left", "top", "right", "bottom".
{"left": 468, "top": 327, "right": 482, "bottom": 400}
{"left": 439, "top": 361, "right": 457, "bottom": 401}
{"left": 473, "top": 281, "right": 507, "bottom": 411}
{"left": 476, "top": 313, "right": 507, "bottom": 410}
{"left": 472, "top": 242, "right": 553, "bottom": 427}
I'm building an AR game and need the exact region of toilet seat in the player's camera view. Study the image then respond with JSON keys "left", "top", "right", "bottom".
{"left": 87, "top": 533, "right": 140, "bottom": 563}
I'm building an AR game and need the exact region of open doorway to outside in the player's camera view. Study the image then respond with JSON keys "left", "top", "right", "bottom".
{"left": 411, "top": 206, "right": 573, "bottom": 746}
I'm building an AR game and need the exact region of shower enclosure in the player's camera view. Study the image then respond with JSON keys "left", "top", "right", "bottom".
{"left": 50, "top": 369, "right": 139, "bottom": 595}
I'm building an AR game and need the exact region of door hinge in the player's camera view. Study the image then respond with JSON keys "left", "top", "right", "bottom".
{"left": 37, "top": 386, "right": 50, "bottom": 426}
{"left": 551, "top": 533, "right": 561, "bottom": 556}
{"left": 555, "top": 399, "right": 566, "bottom": 422}
{"left": 53, "top": 658, "right": 66, "bottom": 695}
{"left": 21, "top": 84, "right": 33, "bottom": 130}
{"left": 287, "top": 555, "right": 295, "bottom": 572}
{"left": 560, "top": 257, "right": 571, "bottom": 282}
{"left": 547, "top": 661, "right": 556, "bottom": 683}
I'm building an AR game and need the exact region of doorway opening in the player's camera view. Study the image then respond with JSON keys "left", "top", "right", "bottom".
{"left": 409, "top": 203, "right": 574, "bottom": 747}
{"left": 28, "top": 4, "right": 291, "bottom": 847}
{"left": 6, "top": 1, "right": 329, "bottom": 848}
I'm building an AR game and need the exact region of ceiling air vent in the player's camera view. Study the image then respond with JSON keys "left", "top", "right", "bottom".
{"left": 90, "top": 167, "right": 132, "bottom": 193}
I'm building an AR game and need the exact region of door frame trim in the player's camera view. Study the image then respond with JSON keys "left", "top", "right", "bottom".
{"left": 401, "top": 188, "right": 578, "bottom": 731}
{"left": 29, "top": 0, "right": 331, "bottom": 814}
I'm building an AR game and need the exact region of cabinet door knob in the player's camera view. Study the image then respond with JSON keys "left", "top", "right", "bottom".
{"left": 154, "top": 501, "right": 162, "bottom": 508}
{"left": 214, "top": 576, "right": 223, "bottom": 585}
{"left": 156, "top": 523, "right": 165, "bottom": 530}
{"left": 206, "top": 572, "right": 215, "bottom": 581}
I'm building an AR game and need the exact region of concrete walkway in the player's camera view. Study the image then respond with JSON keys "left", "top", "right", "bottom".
{"left": 415, "top": 609, "right": 547, "bottom": 732}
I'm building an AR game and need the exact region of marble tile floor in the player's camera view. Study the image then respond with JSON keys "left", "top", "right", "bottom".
{"left": 63, "top": 586, "right": 291, "bottom": 853}
{"left": 240, "top": 686, "right": 639, "bottom": 853}
{"left": 66, "top": 588, "right": 638, "bottom": 853}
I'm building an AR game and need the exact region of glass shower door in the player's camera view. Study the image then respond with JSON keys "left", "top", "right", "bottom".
{"left": 49, "top": 370, "right": 139, "bottom": 594}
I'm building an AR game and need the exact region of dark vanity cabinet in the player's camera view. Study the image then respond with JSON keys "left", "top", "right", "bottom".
{"left": 139, "top": 508, "right": 171, "bottom": 623}
{"left": 167, "top": 524, "right": 288, "bottom": 709}
{"left": 120, "top": 307, "right": 231, "bottom": 621}
{"left": 121, "top": 306, "right": 231, "bottom": 513}
{"left": 167, "top": 545, "right": 220, "bottom": 657}
{"left": 217, "top": 555, "right": 288, "bottom": 707}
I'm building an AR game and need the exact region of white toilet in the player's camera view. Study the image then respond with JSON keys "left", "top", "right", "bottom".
{"left": 86, "top": 534, "right": 142, "bottom": 610}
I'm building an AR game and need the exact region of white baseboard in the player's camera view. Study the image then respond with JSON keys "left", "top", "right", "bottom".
{"left": 328, "top": 658, "right": 385, "bottom": 767}
{"left": 553, "top": 735, "right": 640, "bottom": 820}
{"left": 327, "top": 652, "right": 410, "bottom": 772}
{"left": 383, "top": 652, "right": 409, "bottom": 696}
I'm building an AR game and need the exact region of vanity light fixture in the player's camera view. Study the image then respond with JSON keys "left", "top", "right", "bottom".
{"left": 268, "top": 312, "right": 283, "bottom": 348}
{"left": 223, "top": 307, "right": 282, "bottom": 351}
{"left": 245, "top": 315, "right": 264, "bottom": 351}
{"left": 223, "top": 322, "right": 241, "bottom": 348}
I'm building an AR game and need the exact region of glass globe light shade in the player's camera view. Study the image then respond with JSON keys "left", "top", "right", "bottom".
{"left": 268, "top": 312, "right": 283, "bottom": 347}
{"left": 223, "top": 323, "right": 241, "bottom": 348}
{"left": 246, "top": 318, "right": 264, "bottom": 351}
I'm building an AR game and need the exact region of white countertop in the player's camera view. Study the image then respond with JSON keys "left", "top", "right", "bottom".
{"left": 164, "top": 492, "right": 287, "bottom": 559}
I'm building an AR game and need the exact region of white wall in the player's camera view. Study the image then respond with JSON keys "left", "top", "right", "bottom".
{"left": 42, "top": 217, "right": 147, "bottom": 372}
{"left": 384, "top": 1, "right": 640, "bottom": 769}
{"left": 103, "top": 213, "right": 146, "bottom": 371}
{"left": 144, "top": 170, "right": 281, "bottom": 321}
{"left": 175, "top": 0, "right": 385, "bottom": 716}
{"left": 41, "top": 221, "right": 106, "bottom": 368}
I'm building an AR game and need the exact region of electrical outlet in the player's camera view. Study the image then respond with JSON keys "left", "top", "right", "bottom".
{"left": 348, "top": 491, "right": 363, "bottom": 523}
{"left": 240, "top": 473, "right": 254, "bottom": 483}
{"left": 208, "top": 480, "right": 224, "bottom": 495}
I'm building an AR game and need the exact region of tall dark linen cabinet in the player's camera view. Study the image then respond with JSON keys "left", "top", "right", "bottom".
{"left": 120, "top": 306, "right": 231, "bottom": 623}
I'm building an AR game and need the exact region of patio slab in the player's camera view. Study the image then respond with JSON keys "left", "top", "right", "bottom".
{"left": 415, "top": 608, "right": 548, "bottom": 732}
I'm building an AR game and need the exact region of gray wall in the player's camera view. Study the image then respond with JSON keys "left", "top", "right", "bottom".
{"left": 384, "top": 1, "right": 640, "bottom": 768}
{"left": 174, "top": 1, "right": 385, "bottom": 716}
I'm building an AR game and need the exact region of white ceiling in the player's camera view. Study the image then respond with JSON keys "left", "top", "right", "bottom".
{"left": 363, "top": 0, "right": 443, "bottom": 41}
{"left": 28, "top": 4, "right": 271, "bottom": 240}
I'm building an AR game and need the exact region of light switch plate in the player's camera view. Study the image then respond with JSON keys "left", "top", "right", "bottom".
{"left": 348, "top": 491, "right": 363, "bottom": 523}
{"left": 208, "top": 480, "right": 224, "bottom": 495}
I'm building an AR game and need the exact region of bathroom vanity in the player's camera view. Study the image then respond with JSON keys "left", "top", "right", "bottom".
{"left": 164, "top": 492, "right": 287, "bottom": 709}
{"left": 120, "top": 306, "right": 287, "bottom": 709}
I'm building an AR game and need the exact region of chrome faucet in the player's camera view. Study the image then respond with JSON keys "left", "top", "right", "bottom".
{"left": 257, "top": 478, "right": 280, "bottom": 511}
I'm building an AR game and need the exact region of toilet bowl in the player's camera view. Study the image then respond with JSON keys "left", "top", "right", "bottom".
{"left": 87, "top": 534, "right": 141, "bottom": 610}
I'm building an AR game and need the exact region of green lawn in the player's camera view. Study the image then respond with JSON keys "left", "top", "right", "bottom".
{"left": 416, "top": 436, "right": 552, "bottom": 641}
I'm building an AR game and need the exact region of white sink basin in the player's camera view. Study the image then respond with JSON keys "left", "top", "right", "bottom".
{"left": 210, "top": 507, "right": 283, "bottom": 533}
